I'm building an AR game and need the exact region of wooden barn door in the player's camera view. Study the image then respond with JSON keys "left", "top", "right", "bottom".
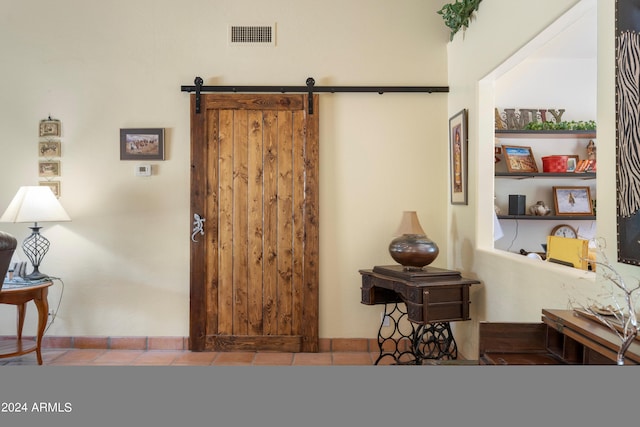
{"left": 189, "top": 93, "right": 319, "bottom": 352}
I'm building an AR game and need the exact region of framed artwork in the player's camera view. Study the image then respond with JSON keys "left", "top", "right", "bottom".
{"left": 566, "top": 155, "right": 579, "bottom": 172}
{"left": 38, "top": 160, "right": 60, "bottom": 177}
{"left": 39, "top": 140, "right": 61, "bottom": 157}
{"left": 616, "top": 0, "right": 640, "bottom": 265}
{"left": 553, "top": 186, "right": 594, "bottom": 216}
{"left": 39, "top": 118, "right": 61, "bottom": 137}
{"left": 502, "top": 145, "right": 538, "bottom": 173}
{"left": 449, "top": 109, "right": 468, "bottom": 205}
{"left": 120, "top": 128, "right": 165, "bottom": 160}
{"left": 40, "top": 181, "right": 61, "bottom": 198}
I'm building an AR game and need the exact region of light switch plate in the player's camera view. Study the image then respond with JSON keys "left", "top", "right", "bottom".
{"left": 135, "top": 164, "right": 151, "bottom": 176}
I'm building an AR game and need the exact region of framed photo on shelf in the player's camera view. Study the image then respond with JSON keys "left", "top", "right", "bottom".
{"left": 566, "top": 155, "right": 579, "bottom": 172}
{"left": 502, "top": 145, "right": 538, "bottom": 173}
{"left": 449, "top": 109, "right": 468, "bottom": 205}
{"left": 40, "top": 181, "right": 61, "bottom": 198}
{"left": 553, "top": 186, "right": 594, "bottom": 216}
{"left": 120, "top": 128, "right": 165, "bottom": 160}
{"left": 38, "top": 160, "right": 60, "bottom": 177}
{"left": 39, "top": 140, "right": 61, "bottom": 157}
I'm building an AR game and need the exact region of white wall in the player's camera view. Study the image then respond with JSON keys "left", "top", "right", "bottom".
{"left": 447, "top": 0, "right": 632, "bottom": 359}
{"left": 0, "top": 1, "right": 451, "bottom": 339}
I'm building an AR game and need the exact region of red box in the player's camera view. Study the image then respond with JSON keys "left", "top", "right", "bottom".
{"left": 542, "top": 155, "right": 568, "bottom": 173}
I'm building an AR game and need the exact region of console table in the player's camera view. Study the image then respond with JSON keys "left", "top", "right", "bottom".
{"left": 479, "top": 308, "right": 640, "bottom": 365}
{"left": 0, "top": 279, "right": 53, "bottom": 365}
{"left": 360, "top": 265, "right": 480, "bottom": 365}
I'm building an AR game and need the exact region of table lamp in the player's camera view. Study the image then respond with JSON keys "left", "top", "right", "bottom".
{"left": 388, "top": 210, "right": 439, "bottom": 271}
{"left": 0, "top": 186, "right": 71, "bottom": 280}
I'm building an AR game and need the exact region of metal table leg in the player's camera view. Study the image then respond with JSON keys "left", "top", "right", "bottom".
{"left": 412, "top": 322, "right": 458, "bottom": 363}
{"left": 373, "top": 302, "right": 415, "bottom": 365}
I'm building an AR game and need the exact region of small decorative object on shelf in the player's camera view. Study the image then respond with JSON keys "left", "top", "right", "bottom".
{"left": 495, "top": 106, "right": 596, "bottom": 131}
{"left": 541, "top": 155, "right": 568, "bottom": 173}
{"left": 586, "top": 140, "right": 596, "bottom": 160}
{"left": 550, "top": 224, "right": 577, "bottom": 238}
{"left": 388, "top": 211, "right": 439, "bottom": 271}
{"left": 530, "top": 201, "right": 551, "bottom": 216}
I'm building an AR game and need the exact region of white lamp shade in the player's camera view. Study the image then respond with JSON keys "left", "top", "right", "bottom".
{"left": 0, "top": 186, "right": 71, "bottom": 223}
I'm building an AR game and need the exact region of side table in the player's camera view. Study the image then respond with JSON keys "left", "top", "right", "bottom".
{"left": 0, "top": 279, "right": 53, "bottom": 365}
{"left": 360, "top": 265, "right": 480, "bottom": 365}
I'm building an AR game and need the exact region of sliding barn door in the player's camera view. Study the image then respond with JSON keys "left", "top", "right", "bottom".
{"left": 189, "top": 93, "right": 319, "bottom": 352}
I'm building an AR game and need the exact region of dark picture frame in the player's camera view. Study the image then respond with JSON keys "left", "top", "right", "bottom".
{"left": 449, "top": 109, "right": 468, "bottom": 205}
{"left": 502, "top": 145, "right": 538, "bottom": 173}
{"left": 553, "top": 186, "right": 594, "bottom": 216}
{"left": 120, "top": 128, "right": 165, "bottom": 160}
{"left": 616, "top": 0, "right": 640, "bottom": 265}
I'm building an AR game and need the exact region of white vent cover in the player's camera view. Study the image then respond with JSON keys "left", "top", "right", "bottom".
{"left": 229, "top": 24, "right": 276, "bottom": 46}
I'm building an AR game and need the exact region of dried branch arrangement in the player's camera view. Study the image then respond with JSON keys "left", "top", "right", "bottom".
{"left": 568, "top": 239, "right": 639, "bottom": 365}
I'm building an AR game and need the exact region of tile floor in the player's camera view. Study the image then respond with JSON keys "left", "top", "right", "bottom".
{"left": 0, "top": 348, "right": 387, "bottom": 366}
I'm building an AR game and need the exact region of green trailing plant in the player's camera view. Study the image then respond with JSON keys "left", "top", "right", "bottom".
{"left": 524, "top": 120, "right": 597, "bottom": 131}
{"left": 437, "top": 0, "right": 483, "bottom": 41}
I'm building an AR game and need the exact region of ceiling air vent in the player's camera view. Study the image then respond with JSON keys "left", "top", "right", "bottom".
{"left": 229, "top": 24, "right": 276, "bottom": 46}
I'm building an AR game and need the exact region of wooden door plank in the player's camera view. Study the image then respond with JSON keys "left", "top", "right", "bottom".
{"left": 247, "top": 110, "right": 265, "bottom": 335}
{"left": 292, "top": 109, "right": 306, "bottom": 335}
{"left": 262, "top": 111, "right": 279, "bottom": 335}
{"left": 218, "top": 109, "right": 235, "bottom": 335}
{"left": 277, "top": 110, "right": 294, "bottom": 335}
{"left": 204, "top": 94, "right": 305, "bottom": 111}
{"left": 207, "top": 335, "right": 302, "bottom": 352}
{"left": 205, "top": 109, "right": 220, "bottom": 336}
{"left": 301, "top": 95, "right": 320, "bottom": 352}
{"left": 189, "top": 94, "right": 207, "bottom": 351}
{"left": 233, "top": 110, "right": 249, "bottom": 335}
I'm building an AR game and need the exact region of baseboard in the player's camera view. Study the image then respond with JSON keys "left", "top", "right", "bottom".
{"left": 0, "top": 335, "right": 383, "bottom": 352}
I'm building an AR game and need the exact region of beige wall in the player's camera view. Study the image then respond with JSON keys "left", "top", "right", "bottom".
{"left": 447, "top": 0, "right": 632, "bottom": 359}
{"left": 0, "top": 1, "right": 450, "bottom": 339}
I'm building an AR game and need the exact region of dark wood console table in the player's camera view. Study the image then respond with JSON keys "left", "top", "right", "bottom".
{"left": 360, "top": 265, "right": 480, "bottom": 365}
{"left": 479, "top": 308, "right": 640, "bottom": 365}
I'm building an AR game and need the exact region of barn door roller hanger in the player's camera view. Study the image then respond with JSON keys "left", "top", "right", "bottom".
{"left": 181, "top": 76, "right": 449, "bottom": 115}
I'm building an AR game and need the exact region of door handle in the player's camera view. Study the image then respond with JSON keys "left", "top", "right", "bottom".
{"left": 191, "top": 213, "right": 206, "bottom": 242}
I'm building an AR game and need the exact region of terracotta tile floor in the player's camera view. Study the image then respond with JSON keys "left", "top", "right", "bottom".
{"left": 0, "top": 348, "right": 382, "bottom": 366}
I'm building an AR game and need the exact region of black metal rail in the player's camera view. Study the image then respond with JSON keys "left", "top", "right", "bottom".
{"left": 181, "top": 76, "right": 449, "bottom": 114}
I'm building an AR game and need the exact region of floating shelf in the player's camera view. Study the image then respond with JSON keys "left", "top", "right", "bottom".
{"left": 495, "top": 129, "right": 596, "bottom": 138}
{"left": 495, "top": 172, "right": 596, "bottom": 179}
{"left": 497, "top": 215, "right": 596, "bottom": 221}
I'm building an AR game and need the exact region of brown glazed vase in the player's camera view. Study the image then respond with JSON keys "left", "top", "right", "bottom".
{"left": 388, "top": 233, "right": 439, "bottom": 270}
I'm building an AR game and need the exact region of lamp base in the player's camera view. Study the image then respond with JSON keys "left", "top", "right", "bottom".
{"left": 24, "top": 270, "right": 49, "bottom": 281}
{"left": 22, "top": 224, "right": 51, "bottom": 282}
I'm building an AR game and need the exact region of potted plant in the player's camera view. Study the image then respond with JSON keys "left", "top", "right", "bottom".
{"left": 437, "top": 0, "right": 483, "bottom": 41}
